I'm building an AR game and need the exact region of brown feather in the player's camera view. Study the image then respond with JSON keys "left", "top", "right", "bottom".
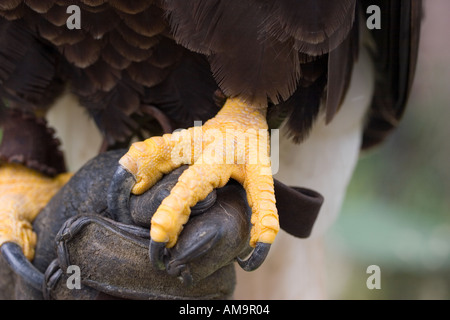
{"left": 268, "top": 56, "right": 328, "bottom": 142}
{"left": 41, "top": 3, "right": 66, "bottom": 26}
{"left": 101, "top": 43, "right": 132, "bottom": 70}
{"left": 84, "top": 59, "right": 121, "bottom": 92}
{"left": 36, "top": 17, "right": 63, "bottom": 42}
{"left": 41, "top": 24, "right": 85, "bottom": 46}
{"left": 61, "top": 34, "right": 103, "bottom": 68}
{"left": 0, "top": 3, "right": 25, "bottom": 20}
{"left": 145, "top": 51, "right": 220, "bottom": 129}
{"left": 116, "top": 22, "right": 159, "bottom": 50}
{"left": 0, "top": 0, "right": 22, "bottom": 11}
{"left": 164, "top": 0, "right": 357, "bottom": 105}
{"left": 80, "top": 0, "right": 108, "bottom": 6}
{"left": 0, "top": 18, "right": 63, "bottom": 109}
{"left": 109, "top": 30, "right": 153, "bottom": 62}
{"left": 126, "top": 61, "right": 168, "bottom": 88}
{"left": 147, "top": 38, "right": 183, "bottom": 69}
{"left": 78, "top": 2, "right": 110, "bottom": 14}
{"left": 24, "top": 0, "right": 54, "bottom": 14}
{"left": 81, "top": 5, "right": 120, "bottom": 39}
{"left": 108, "top": 0, "right": 152, "bottom": 15}
{"left": 68, "top": 66, "right": 97, "bottom": 97}
{"left": 0, "top": 0, "right": 421, "bottom": 149}
{"left": 116, "top": 6, "right": 167, "bottom": 38}
{"left": 267, "top": 0, "right": 357, "bottom": 56}
{"left": 360, "top": 0, "right": 423, "bottom": 149}
{"left": 0, "top": 109, "right": 66, "bottom": 176}
{"left": 80, "top": 76, "right": 143, "bottom": 143}
{"left": 165, "top": 0, "right": 302, "bottom": 104}
{"left": 326, "top": 16, "right": 359, "bottom": 123}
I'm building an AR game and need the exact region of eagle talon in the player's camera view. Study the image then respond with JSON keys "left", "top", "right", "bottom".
{"left": 149, "top": 240, "right": 167, "bottom": 271}
{"left": 1, "top": 242, "right": 44, "bottom": 291}
{"left": 237, "top": 242, "right": 271, "bottom": 272}
{"left": 105, "top": 98, "right": 279, "bottom": 272}
{"left": 107, "top": 166, "right": 136, "bottom": 220}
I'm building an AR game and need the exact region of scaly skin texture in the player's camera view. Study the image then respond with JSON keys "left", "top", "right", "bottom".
{"left": 0, "top": 164, "right": 71, "bottom": 260}
{"left": 120, "top": 97, "right": 280, "bottom": 248}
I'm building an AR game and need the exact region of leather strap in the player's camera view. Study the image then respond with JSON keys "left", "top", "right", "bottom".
{"left": 274, "top": 180, "right": 324, "bottom": 238}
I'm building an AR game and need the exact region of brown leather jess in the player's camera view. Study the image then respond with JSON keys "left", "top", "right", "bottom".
{"left": 274, "top": 180, "right": 323, "bottom": 239}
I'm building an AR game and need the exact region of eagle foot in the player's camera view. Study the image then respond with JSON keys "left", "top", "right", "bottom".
{"left": 0, "top": 164, "right": 71, "bottom": 260}
{"left": 108, "top": 97, "right": 279, "bottom": 272}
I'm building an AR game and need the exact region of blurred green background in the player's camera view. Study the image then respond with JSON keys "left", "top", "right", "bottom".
{"left": 326, "top": 0, "right": 450, "bottom": 300}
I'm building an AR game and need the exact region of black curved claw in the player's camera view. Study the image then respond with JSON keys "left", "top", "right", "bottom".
{"left": 107, "top": 165, "right": 136, "bottom": 220}
{"left": 237, "top": 242, "right": 271, "bottom": 272}
{"left": 165, "top": 229, "right": 221, "bottom": 285}
{"left": 149, "top": 240, "right": 167, "bottom": 271}
{"left": 1, "top": 242, "right": 44, "bottom": 291}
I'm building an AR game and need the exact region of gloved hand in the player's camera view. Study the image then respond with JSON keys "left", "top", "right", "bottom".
{"left": 0, "top": 163, "right": 71, "bottom": 260}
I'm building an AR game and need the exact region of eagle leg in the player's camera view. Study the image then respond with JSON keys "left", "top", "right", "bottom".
{"left": 108, "top": 97, "right": 280, "bottom": 272}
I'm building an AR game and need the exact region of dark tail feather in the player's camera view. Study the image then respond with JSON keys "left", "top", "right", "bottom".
{"left": 284, "top": 73, "right": 328, "bottom": 143}
{"left": 325, "top": 11, "right": 359, "bottom": 123}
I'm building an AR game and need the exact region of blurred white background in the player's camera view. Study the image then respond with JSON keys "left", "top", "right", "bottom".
{"left": 326, "top": 0, "right": 450, "bottom": 299}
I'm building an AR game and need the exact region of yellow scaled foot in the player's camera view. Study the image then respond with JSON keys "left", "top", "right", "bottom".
{"left": 116, "top": 97, "right": 280, "bottom": 269}
{"left": 0, "top": 164, "right": 71, "bottom": 260}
